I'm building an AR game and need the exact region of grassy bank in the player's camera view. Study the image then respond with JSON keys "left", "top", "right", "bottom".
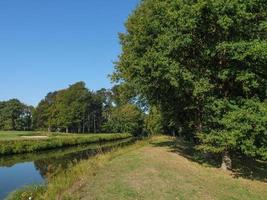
{"left": 7, "top": 138, "right": 147, "bottom": 200}
{"left": 0, "top": 131, "right": 39, "bottom": 141}
{"left": 8, "top": 136, "right": 267, "bottom": 200}
{"left": 0, "top": 131, "right": 131, "bottom": 155}
{"left": 0, "top": 138, "right": 133, "bottom": 167}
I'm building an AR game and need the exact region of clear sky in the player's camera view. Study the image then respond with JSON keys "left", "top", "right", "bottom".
{"left": 0, "top": 0, "right": 139, "bottom": 106}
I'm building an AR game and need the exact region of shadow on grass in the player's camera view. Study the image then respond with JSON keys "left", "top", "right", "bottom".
{"left": 231, "top": 156, "right": 267, "bottom": 183}
{"left": 150, "top": 138, "right": 267, "bottom": 183}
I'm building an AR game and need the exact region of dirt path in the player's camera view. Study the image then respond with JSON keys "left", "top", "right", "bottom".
{"left": 74, "top": 137, "right": 267, "bottom": 200}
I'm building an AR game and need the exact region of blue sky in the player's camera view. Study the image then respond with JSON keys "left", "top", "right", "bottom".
{"left": 0, "top": 0, "right": 139, "bottom": 106}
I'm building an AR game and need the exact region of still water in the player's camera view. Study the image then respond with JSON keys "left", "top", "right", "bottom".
{"left": 0, "top": 138, "right": 134, "bottom": 199}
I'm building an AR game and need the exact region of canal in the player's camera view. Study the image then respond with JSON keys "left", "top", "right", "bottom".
{"left": 0, "top": 138, "right": 134, "bottom": 199}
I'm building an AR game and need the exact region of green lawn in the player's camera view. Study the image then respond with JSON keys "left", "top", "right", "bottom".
{"left": 0, "top": 131, "right": 132, "bottom": 155}
{"left": 11, "top": 136, "right": 267, "bottom": 200}
{"left": 75, "top": 137, "right": 267, "bottom": 200}
{"left": 0, "top": 131, "right": 131, "bottom": 141}
{"left": 0, "top": 131, "right": 38, "bottom": 140}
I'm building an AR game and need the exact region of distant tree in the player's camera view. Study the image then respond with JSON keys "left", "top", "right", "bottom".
{"left": 103, "top": 103, "right": 144, "bottom": 136}
{"left": 145, "top": 106, "right": 163, "bottom": 136}
{"left": 91, "top": 88, "right": 113, "bottom": 132}
{"left": 33, "top": 92, "right": 58, "bottom": 131}
{"left": 86, "top": 89, "right": 105, "bottom": 133}
{"left": 19, "top": 105, "right": 34, "bottom": 131}
{"left": 111, "top": 84, "right": 136, "bottom": 106}
{"left": 34, "top": 82, "right": 107, "bottom": 133}
{"left": 48, "top": 82, "right": 92, "bottom": 133}
{"left": 0, "top": 99, "right": 33, "bottom": 131}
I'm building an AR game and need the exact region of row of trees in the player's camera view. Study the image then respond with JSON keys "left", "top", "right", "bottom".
{"left": 113, "top": 0, "right": 267, "bottom": 168}
{"left": 33, "top": 82, "right": 146, "bottom": 135}
{"left": 0, "top": 82, "right": 146, "bottom": 135}
{"left": 33, "top": 82, "right": 104, "bottom": 133}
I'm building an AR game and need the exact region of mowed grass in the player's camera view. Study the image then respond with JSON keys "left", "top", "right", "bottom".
{"left": 0, "top": 131, "right": 132, "bottom": 155}
{"left": 74, "top": 136, "right": 267, "bottom": 200}
{"left": 13, "top": 136, "right": 267, "bottom": 200}
{"left": 0, "top": 131, "right": 38, "bottom": 141}
{"left": 0, "top": 131, "right": 127, "bottom": 141}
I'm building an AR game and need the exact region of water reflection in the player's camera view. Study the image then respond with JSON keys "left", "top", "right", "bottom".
{"left": 0, "top": 138, "right": 134, "bottom": 199}
{"left": 0, "top": 162, "right": 43, "bottom": 199}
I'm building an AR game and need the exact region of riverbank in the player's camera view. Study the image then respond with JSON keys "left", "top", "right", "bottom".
{"left": 0, "top": 138, "right": 134, "bottom": 200}
{"left": 8, "top": 136, "right": 267, "bottom": 200}
{"left": 0, "top": 132, "right": 131, "bottom": 155}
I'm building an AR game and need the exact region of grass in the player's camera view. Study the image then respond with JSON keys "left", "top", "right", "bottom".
{"left": 6, "top": 186, "right": 46, "bottom": 200}
{"left": 8, "top": 136, "right": 267, "bottom": 200}
{"left": 0, "top": 131, "right": 132, "bottom": 155}
{"left": 0, "top": 131, "right": 38, "bottom": 141}
{"left": 0, "top": 138, "right": 133, "bottom": 168}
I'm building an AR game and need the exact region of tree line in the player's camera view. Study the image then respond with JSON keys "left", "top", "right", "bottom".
{"left": 113, "top": 0, "right": 267, "bottom": 169}
{"left": 0, "top": 82, "right": 146, "bottom": 135}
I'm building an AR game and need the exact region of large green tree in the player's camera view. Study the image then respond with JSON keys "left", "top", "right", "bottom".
{"left": 0, "top": 99, "right": 33, "bottom": 131}
{"left": 33, "top": 92, "right": 58, "bottom": 131}
{"left": 113, "top": 0, "right": 267, "bottom": 168}
{"left": 52, "top": 82, "right": 92, "bottom": 133}
{"left": 34, "top": 82, "right": 107, "bottom": 133}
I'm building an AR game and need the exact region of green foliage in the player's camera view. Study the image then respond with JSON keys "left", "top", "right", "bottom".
{"left": 34, "top": 82, "right": 107, "bottom": 133}
{"left": 6, "top": 185, "right": 46, "bottom": 200}
{"left": 33, "top": 92, "right": 57, "bottom": 130}
{"left": 0, "top": 99, "right": 33, "bottom": 131}
{"left": 3, "top": 82, "right": 145, "bottom": 136}
{"left": 198, "top": 100, "right": 267, "bottom": 159}
{"left": 145, "top": 106, "right": 163, "bottom": 135}
{"left": 103, "top": 104, "right": 144, "bottom": 136}
{"left": 114, "top": 0, "right": 267, "bottom": 160}
{"left": 111, "top": 84, "right": 136, "bottom": 106}
{"left": 49, "top": 82, "right": 92, "bottom": 132}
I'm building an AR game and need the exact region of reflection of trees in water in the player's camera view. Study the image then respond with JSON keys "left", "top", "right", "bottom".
{"left": 34, "top": 149, "right": 98, "bottom": 179}
{"left": 33, "top": 138, "right": 135, "bottom": 179}
{"left": 0, "top": 138, "right": 135, "bottom": 184}
{"left": 0, "top": 145, "right": 98, "bottom": 167}
{"left": 0, "top": 138, "right": 134, "bottom": 169}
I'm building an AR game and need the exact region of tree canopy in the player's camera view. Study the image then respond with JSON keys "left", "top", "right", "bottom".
{"left": 34, "top": 82, "right": 105, "bottom": 133}
{"left": 103, "top": 103, "right": 144, "bottom": 136}
{"left": 113, "top": 0, "right": 267, "bottom": 164}
{"left": 32, "top": 82, "right": 145, "bottom": 135}
{"left": 0, "top": 99, "right": 33, "bottom": 131}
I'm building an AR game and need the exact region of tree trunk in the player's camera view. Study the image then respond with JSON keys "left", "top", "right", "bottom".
{"left": 87, "top": 124, "right": 90, "bottom": 133}
{"left": 172, "top": 130, "right": 175, "bottom": 137}
{"left": 221, "top": 151, "right": 232, "bottom": 170}
{"left": 88, "top": 114, "right": 91, "bottom": 133}
{"left": 66, "top": 127, "right": 69, "bottom": 133}
{"left": 93, "top": 114, "right": 96, "bottom": 133}
{"left": 82, "top": 122, "right": 85, "bottom": 133}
